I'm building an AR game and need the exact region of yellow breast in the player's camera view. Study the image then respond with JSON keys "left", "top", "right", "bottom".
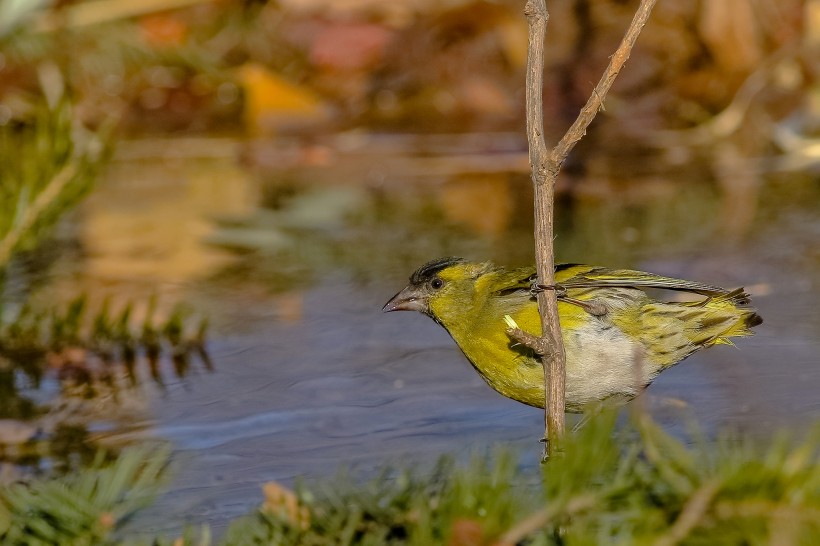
{"left": 442, "top": 298, "right": 653, "bottom": 411}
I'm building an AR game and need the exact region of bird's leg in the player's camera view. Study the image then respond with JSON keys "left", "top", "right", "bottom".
{"left": 539, "top": 435, "right": 565, "bottom": 461}
{"left": 539, "top": 436, "right": 550, "bottom": 462}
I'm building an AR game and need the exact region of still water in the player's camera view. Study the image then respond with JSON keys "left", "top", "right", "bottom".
{"left": 27, "top": 134, "right": 820, "bottom": 534}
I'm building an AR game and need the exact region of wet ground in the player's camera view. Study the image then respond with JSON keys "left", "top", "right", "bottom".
{"left": 18, "top": 134, "right": 820, "bottom": 536}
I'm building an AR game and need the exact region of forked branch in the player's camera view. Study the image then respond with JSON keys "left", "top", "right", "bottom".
{"left": 520, "top": 0, "right": 657, "bottom": 457}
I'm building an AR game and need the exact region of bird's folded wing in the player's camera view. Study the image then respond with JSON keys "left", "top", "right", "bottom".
{"left": 487, "top": 267, "right": 538, "bottom": 296}
{"left": 554, "top": 265, "right": 730, "bottom": 297}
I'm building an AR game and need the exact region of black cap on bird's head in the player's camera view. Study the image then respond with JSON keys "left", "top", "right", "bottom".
{"left": 382, "top": 257, "right": 466, "bottom": 314}
{"left": 409, "top": 256, "right": 465, "bottom": 285}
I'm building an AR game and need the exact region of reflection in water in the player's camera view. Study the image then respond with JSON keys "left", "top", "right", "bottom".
{"left": 439, "top": 174, "right": 515, "bottom": 236}
{"left": 714, "top": 142, "right": 762, "bottom": 242}
{"left": 10, "top": 135, "right": 820, "bottom": 535}
{"left": 0, "top": 291, "right": 211, "bottom": 474}
{"left": 0, "top": 154, "right": 253, "bottom": 474}
{"left": 75, "top": 156, "right": 257, "bottom": 287}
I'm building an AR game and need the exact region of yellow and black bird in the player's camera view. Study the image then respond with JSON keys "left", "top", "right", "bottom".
{"left": 383, "top": 257, "right": 762, "bottom": 412}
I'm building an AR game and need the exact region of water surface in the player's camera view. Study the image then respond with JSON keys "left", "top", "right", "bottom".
{"left": 31, "top": 134, "right": 820, "bottom": 535}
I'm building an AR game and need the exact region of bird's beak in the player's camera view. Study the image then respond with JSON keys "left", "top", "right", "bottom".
{"left": 382, "top": 285, "right": 427, "bottom": 313}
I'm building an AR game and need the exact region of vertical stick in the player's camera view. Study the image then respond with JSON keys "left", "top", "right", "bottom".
{"left": 522, "top": 0, "right": 657, "bottom": 457}
{"left": 524, "top": 0, "right": 565, "bottom": 455}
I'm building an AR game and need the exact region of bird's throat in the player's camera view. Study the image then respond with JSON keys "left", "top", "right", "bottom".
{"left": 432, "top": 297, "right": 546, "bottom": 409}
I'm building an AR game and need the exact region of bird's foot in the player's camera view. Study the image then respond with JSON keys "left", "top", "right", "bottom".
{"left": 539, "top": 436, "right": 565, "bottom": 461}
{"left": 539, "top": 436, "right": 549, "bottom": 463}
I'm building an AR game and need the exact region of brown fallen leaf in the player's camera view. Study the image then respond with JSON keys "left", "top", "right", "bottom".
{"left": 262, "top": 481, "right": 311, "bottom": 530}
{"left": 448, "top": 517, "right": 487, "bottom": 546}
{"left": 236, "top": 63, "right": 331, "bottom": 134}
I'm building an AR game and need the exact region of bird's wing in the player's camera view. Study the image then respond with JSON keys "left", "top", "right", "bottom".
{"left": 487, "top": 266, "right": 537, "bottom": 296}
{"left": 553, "top": 264, "right": 732, "bottom": 297}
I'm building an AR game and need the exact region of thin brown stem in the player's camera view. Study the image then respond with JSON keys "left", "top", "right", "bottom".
{"left": 522, "top": 0, "right": 657, "bottom": 456}
{"left": 714, "top": 500, "right": 820, "bottom": 523}
{"left": 0, "top": 162, "right": 78, "bottom": 269}
{"left": 524, "top": 0, "right": 549, "bottom": 168}
{"left": 494, "top": 493, "right": 599, "bottom": 546}
{"left": 548, "top": 0, "right": 658, "bottom": 173}
{"left": 653, "top": 480, "right": 721, "bottom": 546}
{"left": 506, "top": 326, "right": 550, "bottom": 356}
{"left": 524, "top": 0, "right": 564, "bottom": 457}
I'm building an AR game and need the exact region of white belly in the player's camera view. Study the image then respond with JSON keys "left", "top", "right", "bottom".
{"left": 563, "top": 320, "right": 659, "bottom": 411}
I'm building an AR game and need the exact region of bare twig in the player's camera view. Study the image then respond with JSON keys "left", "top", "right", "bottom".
{"left": 548, "top": 0, "right": 658, "bottom": 172}
{"left": 506, "top": 326, "right": 550, "bottom": 355}
{"left": 715, "top": 499, "right": 820, "bottom": 544}
{"left": 524, "top": 0, "right": 564, "bottom": 458}
{"left": 714, "top": 500, "right": 820, "bottom": 523}
{"left": 34, "top": 0, "right": 213, "bottom": 32}
{"left": 522, "top": 0, "right": 657, "bottom": 455}
{"left": 494, "top": 493, "right": 599, "bottom": 546}
{"left": 0, "top": 162, "right": 78, "bottom": 269}
{"left": 653, "top": 480, "right": 721, "bottom": 546}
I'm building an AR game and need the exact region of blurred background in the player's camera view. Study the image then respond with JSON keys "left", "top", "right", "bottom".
{"left": 0, "top": 0, "right": 819, "bottom": 537}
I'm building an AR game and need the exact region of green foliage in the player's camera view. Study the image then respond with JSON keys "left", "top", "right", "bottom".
{"left": 3, "top": 412, "right": 820, "bottom": 545}
{"left": 0, "top": 98, "right": 112, "bottom": 269}
{"left": 0, "top": 89, "right": 212, "bottom": 477}
{"left": 221, "top": 451, "right": 527, "bottom": 546}
{"left": 0, "top": 445, "right": 170, "bottom": 546}
{"left": 213, "top": 413, "right": 820, "bottom": 545}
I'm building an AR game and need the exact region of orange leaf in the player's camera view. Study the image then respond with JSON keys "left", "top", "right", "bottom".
{"left": 448, "top": 517, "right": 486, "bottom": 546}
{"left": 236, "top": 63, "right": 329, "bottom": 133}
{"left": 139, "top": 14, "right": 188, "bottom": 47}
{"left": 261, "top": 481, "right": 311, "bottom": 530}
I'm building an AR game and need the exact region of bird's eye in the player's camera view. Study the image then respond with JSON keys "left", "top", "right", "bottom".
{"left": 430, "top": 278, "right": 444, "bottom": 290}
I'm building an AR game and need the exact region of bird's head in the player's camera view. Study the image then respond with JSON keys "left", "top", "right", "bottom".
{"left": 382, "top": 257, "right": 491, "bottom": 322}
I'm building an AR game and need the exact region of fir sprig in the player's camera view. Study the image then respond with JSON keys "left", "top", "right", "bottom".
{"left": 1, "top": 295, "right": 211, "bottom": 397}
{"left": 0, "top": 99, "right": 111, "bottom": 270}
{"left": 0, "top": 446, "right": 170, "bottom": 546}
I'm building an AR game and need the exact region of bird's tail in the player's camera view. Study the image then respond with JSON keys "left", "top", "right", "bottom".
{"left": 640, "top": 288, "right": 762, "bottom": 367}
{"left": 682, "top": 288, "right": 762, "bottom": 346}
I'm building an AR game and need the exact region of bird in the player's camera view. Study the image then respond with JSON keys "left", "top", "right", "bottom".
{"left": 383, "top": 257, "right": 762, "bottom": 412}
